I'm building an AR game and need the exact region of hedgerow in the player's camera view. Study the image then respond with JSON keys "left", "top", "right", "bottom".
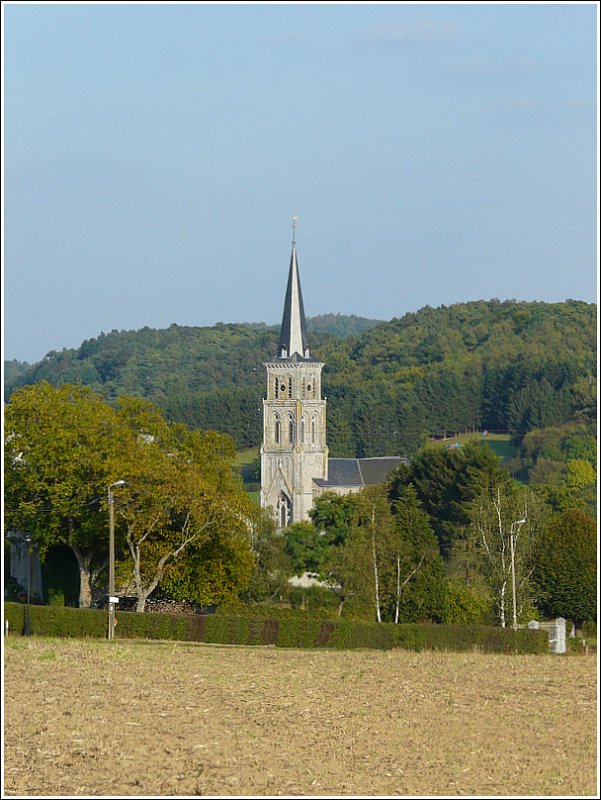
{"left": 3, "top": 603, "right": 549, "bottom": 654}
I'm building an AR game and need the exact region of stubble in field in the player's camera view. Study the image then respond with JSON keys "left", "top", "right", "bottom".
{"left": 3, "top": 637, "right": 597, "bottom": 796}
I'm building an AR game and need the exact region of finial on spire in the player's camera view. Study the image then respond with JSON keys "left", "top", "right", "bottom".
{"left": 278, "top": 218, "right": 309, "bottom": 360}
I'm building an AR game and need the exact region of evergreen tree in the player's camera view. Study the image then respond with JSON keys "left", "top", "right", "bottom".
{"left": 388, "top": 485, "right": 448, "bottom": 623}
{"left": 388, "top": 442, "right": 509, "bottom": 558}
{"left": 531, "top": 509, "right": 596, "bottom": 625}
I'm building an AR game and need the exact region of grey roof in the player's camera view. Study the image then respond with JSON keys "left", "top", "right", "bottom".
{"left": 277, "top": 242, "right": 312, "bottom": 361}
{"left": 319, "top": 458, "right": 363, "bottom": 487}
{"left": 358, "top": 457, "right": 409, "bottom": 485}
{"left": 314, "top": 457, "right": 409, "bottom": 489}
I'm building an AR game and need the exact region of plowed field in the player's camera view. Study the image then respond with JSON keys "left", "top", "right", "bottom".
{"left": 3, "top": 637, "right": 597, "bottom": 796}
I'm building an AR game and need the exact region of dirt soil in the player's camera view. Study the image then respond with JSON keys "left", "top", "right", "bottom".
{"left": 3, "top": 637, "right": 598, "bottom": 797}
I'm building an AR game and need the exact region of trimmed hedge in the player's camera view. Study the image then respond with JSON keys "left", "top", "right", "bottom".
{"left": 393, "top": 623, "right": 548, "bottom": 654}
{"left": 4, "top": 603, "right": 108, "bottom": 638}
{"left": 3, "top": 603, "right": 549, "bottom": 654}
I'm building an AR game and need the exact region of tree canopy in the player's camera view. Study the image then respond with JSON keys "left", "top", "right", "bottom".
{"left": 388, "top": 441, "right": 509, "bottom": 557}
{"left": 285, "top": 485, "right": 447, "bottom": 623}
{"left": 4, "top": 382, "right": 266, "bottom": 611}
{"left": 4, "top": 382, "right": 132, "bottom": 607}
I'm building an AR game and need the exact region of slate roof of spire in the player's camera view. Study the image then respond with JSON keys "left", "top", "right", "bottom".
{"left": 277, "top": 242, "right": 315, "bottom": 361}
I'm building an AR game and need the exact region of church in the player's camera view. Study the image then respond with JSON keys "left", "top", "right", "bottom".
{"left": 260, "top": 228, "right": 406, "bottom": 528}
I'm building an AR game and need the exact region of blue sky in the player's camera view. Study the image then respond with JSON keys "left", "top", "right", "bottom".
{"left": 3, "top": 3, "right": 598, "bottom": 363}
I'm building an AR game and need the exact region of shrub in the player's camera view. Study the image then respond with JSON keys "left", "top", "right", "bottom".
{"left": 4, "top": 603, "right": 107, "bottom": 638}
{"left": 2, "top": 603, "right": 548, "bottom": 654}
{"left": 327, "top": 620, "right": 397, "bottom": 650}
{"left": 394, "top": 624, "right": 548, "bottom": 654}
{"left": 445, "top": 579, "right": 493, "bottom": 625}
{"left": 581, "top": 620, "right": 597, "bottom": 640}
{"left": 117, "top": 611, "right": 189, "bottom": 641}
{"left": 288, "top": 586, "right": 341, "bottom": 614}
{"left": 274, "top": 616, "right": 325, "bottom": 648}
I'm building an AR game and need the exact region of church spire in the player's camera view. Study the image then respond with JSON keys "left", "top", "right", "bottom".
{"left": 277, "top": 218, "right": 310, "bottom": 360}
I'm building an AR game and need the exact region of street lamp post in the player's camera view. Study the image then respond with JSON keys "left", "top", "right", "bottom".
{"left": 510, "top": 518, "right": 527, "bottom": 630}
{"left": 25, "top": 535, "right": 32, "bottom": 636}
{"left": 108, "top": 480, "right": 126, "bottom": 640}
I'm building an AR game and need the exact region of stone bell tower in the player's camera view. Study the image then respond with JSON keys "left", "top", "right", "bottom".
{"left": 260, "top": 223, "right": 328, "bottom": 528}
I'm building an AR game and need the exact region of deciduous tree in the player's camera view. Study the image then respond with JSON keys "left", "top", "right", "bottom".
{"left": 320, "top": 485, "right": 447, "bottom": 623}
{"left": 113, "top": 399, "right": 258, "bottom": 612}
{"left": 466, "top": 484, "right": 547, "bottom": 627}
{"left": 4, "top": 382, "right": 132, "bottom": 607}
{"left": 5, "top": 384, "right": 260, "bottom": 612}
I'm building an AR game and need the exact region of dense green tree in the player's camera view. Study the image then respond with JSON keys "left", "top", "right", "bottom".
{"left": 445, "top": 577, "right": 494, "bottom": 625}
{"left": 388, "top": 485, "right": 448, "bottom": 623}
{"left": 111, "top": 400, "right": 258, "bottom": 612}
{"left": 284, "top": 494, "right": 362, "bottom": 614}
{"left": 530, "top": 509, "right": 596, "bottom": 625}
{"left": 511, "top": 423, "right": 597, "bottom": 516}
{"left": 309, "top": 492, "right": 360, "bottom": 548}
{"left": 285, "top": 522, "right": 327, "bottom": 577}
{"left": 353, "top": 389, "right": 401, "bottom": 457}
{"left": 4, "top": 382, "right": 133, "bottom": 607}
{"left": 508, "top": 377, "right": 573, "bottom": 437}
{"left": 341, "top": 485, "right": 447, "bottom": 623}
{"left": 416, "top": 366, "right": 482, "bottom": 434}
{"left": 296, "top": 485, "right": 447, "bottom": 623}
{"left": 4, "top": 359, "right": 32, "bottom": 387}
{"left": 341, "top": 486, "right": 395, "bottom": 621}
{"left": 388, "top": 441, "right": 509, "bottom": 557}
{"left": 285, "top": 492, "right": 363, "bottom": 615}
{"left": 242, "top": 511, "right": 292, "bottom": 603}
{"left": 5, "top": 383, "right": 259, "bottom": 612}
{"left": 165, "top": 386, "right": 264, "bottom": 450}
{"left": 571, "top": 375, "right": 597, "bottom": 425}
{"left": 160, "top": 530, "right": 255, "bottom": 609}
{"left": 306, "top": 313, "right": 381, "bottom": 338}
{"left": 325, "top": 405, "right": 357, "bottom": 458}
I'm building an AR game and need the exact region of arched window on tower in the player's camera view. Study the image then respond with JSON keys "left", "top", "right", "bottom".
{"left": 288, "top": 413, "right": 295, "bottom": 444}
{"left": 277, "top": 493, "right": 292, "bottom": 529}
{"left": 301, "top": 415, "right": 305, "bottom": 444}
{"left": 274, "top": 414, "right": 281, "bottom": 445}
{"left": 311, "top": 416, "right": 317, "bottom": 445}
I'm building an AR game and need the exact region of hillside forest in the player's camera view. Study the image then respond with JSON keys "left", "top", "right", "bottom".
{"left": 6, "top": 301, "right": 596, "bottom": 450}
{"left": 4, "top": 301, "right": 597, "bottom": 625}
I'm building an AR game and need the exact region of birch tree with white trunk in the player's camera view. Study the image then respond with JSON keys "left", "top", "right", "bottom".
{"left": 469, "top": 483, "right": 546, "bottom": 627}
{"left": 344, "top": 484, "right": 447, "bottom": 624}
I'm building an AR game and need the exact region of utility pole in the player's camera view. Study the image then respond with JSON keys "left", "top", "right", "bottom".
{"left": 510, "top": 518, "right": 526, "bottom": 630}
{"left": 108, "top": 481, "right": 126, "bottom": 640}
{"left": 25, "top": 535, "right": 32, "bottom": 636}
